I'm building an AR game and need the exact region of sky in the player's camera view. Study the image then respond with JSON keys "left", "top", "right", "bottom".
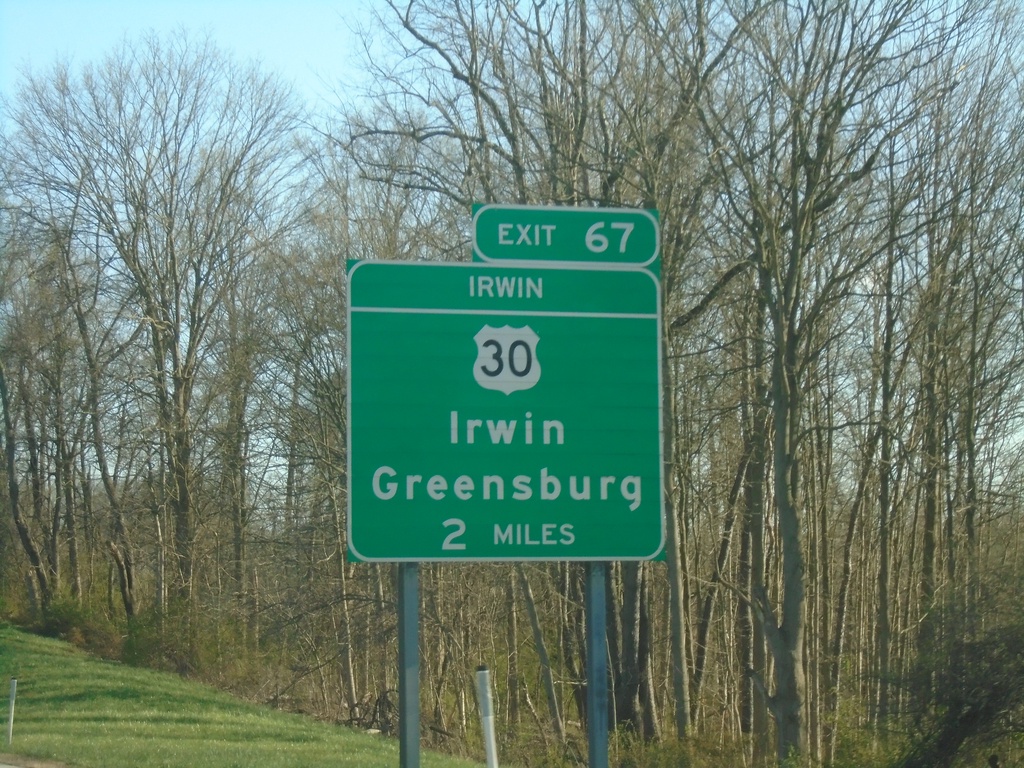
{"left": 0, "top": 0, "right": 384, "bottom": 107}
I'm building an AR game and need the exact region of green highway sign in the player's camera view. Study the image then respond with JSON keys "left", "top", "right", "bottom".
{"left": 473, "top": 204, "right": 659, "bottom": 267}
{"left": 347, "top": 260, "right": 664, "bottom": 561}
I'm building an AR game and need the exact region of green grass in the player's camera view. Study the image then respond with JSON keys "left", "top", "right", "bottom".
{"left": 0, "top": 623, "right": 483, "bottom": 768}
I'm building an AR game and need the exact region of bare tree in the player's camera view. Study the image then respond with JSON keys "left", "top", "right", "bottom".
{"left": 697, "top": 1, "right": 975, "bottom": 760}
{"left": 4, "top": 32, "right": 303, "bottom": 631}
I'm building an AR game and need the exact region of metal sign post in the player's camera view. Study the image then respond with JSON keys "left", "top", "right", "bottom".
{"left": 398, "top": 563, "right": 419, "bottom": 767}
{"left": 586, "top": 565, "right": 608, "bottom": 768}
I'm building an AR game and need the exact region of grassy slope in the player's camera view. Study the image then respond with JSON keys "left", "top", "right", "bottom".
{"left": 0, "top": 624, "right": 482, "bottom": 768}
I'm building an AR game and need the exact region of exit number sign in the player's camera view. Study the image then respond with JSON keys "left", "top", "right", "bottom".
{"left": 346, "top": 260, "right": 664, "bottom": 562}
{"left": 473, "top": 204, "right": 659, "bottom": 268}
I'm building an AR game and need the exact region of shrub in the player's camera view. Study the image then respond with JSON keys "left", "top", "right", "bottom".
{"left": 34, "top": 599, "right": 122, "bottom": 658}
{"left": 892, "top": 623, "right": 1024, "bottom": 768}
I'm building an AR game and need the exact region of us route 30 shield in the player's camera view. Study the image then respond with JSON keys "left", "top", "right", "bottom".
{"left": 473, "top": 324, "right": 541, "bottom": 394}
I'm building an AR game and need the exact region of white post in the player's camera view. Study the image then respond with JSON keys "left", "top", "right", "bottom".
{"left": 6, "top": 678, "right": 15, "bottom": 746}
{"left": 476, "top": 665, "right": 498, "bottom": 768}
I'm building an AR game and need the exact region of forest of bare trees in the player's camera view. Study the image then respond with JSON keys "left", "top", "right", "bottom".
{"left": 2, "top": 2, "right": 1024, "bottom": 766}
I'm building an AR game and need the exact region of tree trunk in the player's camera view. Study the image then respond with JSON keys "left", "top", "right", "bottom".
{"left": 506, "top": 576, "right": 521, "bottom": 729}
{"left": 743, "top": 283, "right": 772, "bottom": 765}
{"left": 766, "top": 289, "right": 807, "bottom": 763}
{"left": 517, "top": 564, "right": 565, "bottom": 742}
{"left": 663, "top": 334, "right": 691, "bottom": 737}
{"left": 875, "top": 242, "right": 900, "bottom": 725}
{"left": 615, "top": 561, "right": 644, "bottom": 733}
{"left": 692, "top": 454, "right": 745, "bottom": 724}
{"left": 0, "top": 359, "right": 52, "bottom": 611}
